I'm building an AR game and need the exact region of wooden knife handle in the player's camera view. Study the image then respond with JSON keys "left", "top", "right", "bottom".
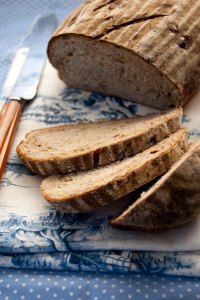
{"left": 0, "top": 102, "right": 9, "bottom": 121}
{"left": 0, "top": 99, "right": 23, "bottom": 180}
{"left": 0, "top": 99, "right": 23, "bottom": 153}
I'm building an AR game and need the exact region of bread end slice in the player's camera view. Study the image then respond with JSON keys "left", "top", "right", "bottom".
{"left": 110, "top": 138, "right": 200, "bottom": 232}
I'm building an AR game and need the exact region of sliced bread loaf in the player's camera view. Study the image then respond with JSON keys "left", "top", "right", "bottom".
{"left": 110, "top": 138, "right": 200, "bottom": 232}
{"left": 48, "top": 0, "right": 200, "bottom": 109}
{"left": 40, "top": 128, "right": 188, "bottom": 213}
{"left": 16, "top": 108, "right": 181, "bottom": 175}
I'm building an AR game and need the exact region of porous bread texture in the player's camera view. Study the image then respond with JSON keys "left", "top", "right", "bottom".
{"left": 111, "top": 138, "right": 200, "bottom": 232}
{"left": 40, "top": 128, "right": 188, "bottom": 213}
{"left": 16, "top": 108, "right": 182, "bottom": 175}
{"left": 48, "top": 0, "right": 200, "bottom": 109}
{"left": 49, "top": 35, "right": 179, "bottom": 109}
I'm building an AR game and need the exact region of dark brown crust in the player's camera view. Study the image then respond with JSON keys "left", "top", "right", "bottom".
{"left": 111, "top": 138, "right": 200, "bottom": 232}
{"left": 16, "top": 109, "right": 181, "bottom": 175}
{"left": 47, "top": 0, "right": 200, "bottom": 108}
{"left": 41, "top": 128, "right": 188, "bottom": 213}
{"left": 109, "top": 216, "right": 196, "bottom": 232}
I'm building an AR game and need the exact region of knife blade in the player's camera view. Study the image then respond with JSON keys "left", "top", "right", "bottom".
{"left": 0, "top": 14, "right": 57, "bottom": 180}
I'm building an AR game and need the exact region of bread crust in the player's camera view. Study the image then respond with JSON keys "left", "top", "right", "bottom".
{"left": 48, "top": 0, "right": 200, "bottom": 108}
{"left": 17, "top": 109, "right": 181, "bottom": 175}
{"left": 40, "top": 128, "right": 188, "bottom": 213}
{"left": 111, "top": 138, "right": 200, "bottom": 232}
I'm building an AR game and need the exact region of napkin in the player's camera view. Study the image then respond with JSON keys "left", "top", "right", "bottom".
{"left": 1, "top": 0, "right": 200, "bottom": 277}
{"left": 0, "top": 60, "right": 200, "bottom": 276}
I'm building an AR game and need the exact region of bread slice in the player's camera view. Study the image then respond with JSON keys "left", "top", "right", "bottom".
{"left": 16, "top": 108, "right": 182, "bottom": 176}
{"left": 48, "top": 0, "right": 200, "bottom": 109}
{"left": 40, "top": 128, "right": 188, "bottom": 213}
{"left": 110, "top": 138, "right": 200, "bottom": 232}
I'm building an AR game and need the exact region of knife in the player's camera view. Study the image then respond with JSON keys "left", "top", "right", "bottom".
{"left": 0, "top": 14, "right": 57, "bottom": 180}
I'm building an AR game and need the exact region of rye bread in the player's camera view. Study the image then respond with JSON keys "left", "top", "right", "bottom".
{"left": 48, "top": 0, "right": 200, "bottom": 110}
{"left": 110, "top": 138, "right": 200, "bottom": 232}
{"left": 40, "top": 128, "right": 188, "bottom": 213}
{"left": 16, "top": 108, "right": 181, "bottom": 175}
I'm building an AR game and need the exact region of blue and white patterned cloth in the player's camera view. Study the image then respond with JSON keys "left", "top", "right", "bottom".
{"left": 1, "top": 0, "right": 200, "bottom": 279}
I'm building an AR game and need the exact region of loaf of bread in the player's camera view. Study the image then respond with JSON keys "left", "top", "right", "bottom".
{"left": 40, "top": 128, "right": 188, "bottom": 213}
{"left": 16, "top": 108, "right": 181, "bottom": 175}
{"left": 48, "top": 0, "right": 200, "bottom": 110}
{"left": 111, "top": 138, "right": 200, "bottom": 232}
